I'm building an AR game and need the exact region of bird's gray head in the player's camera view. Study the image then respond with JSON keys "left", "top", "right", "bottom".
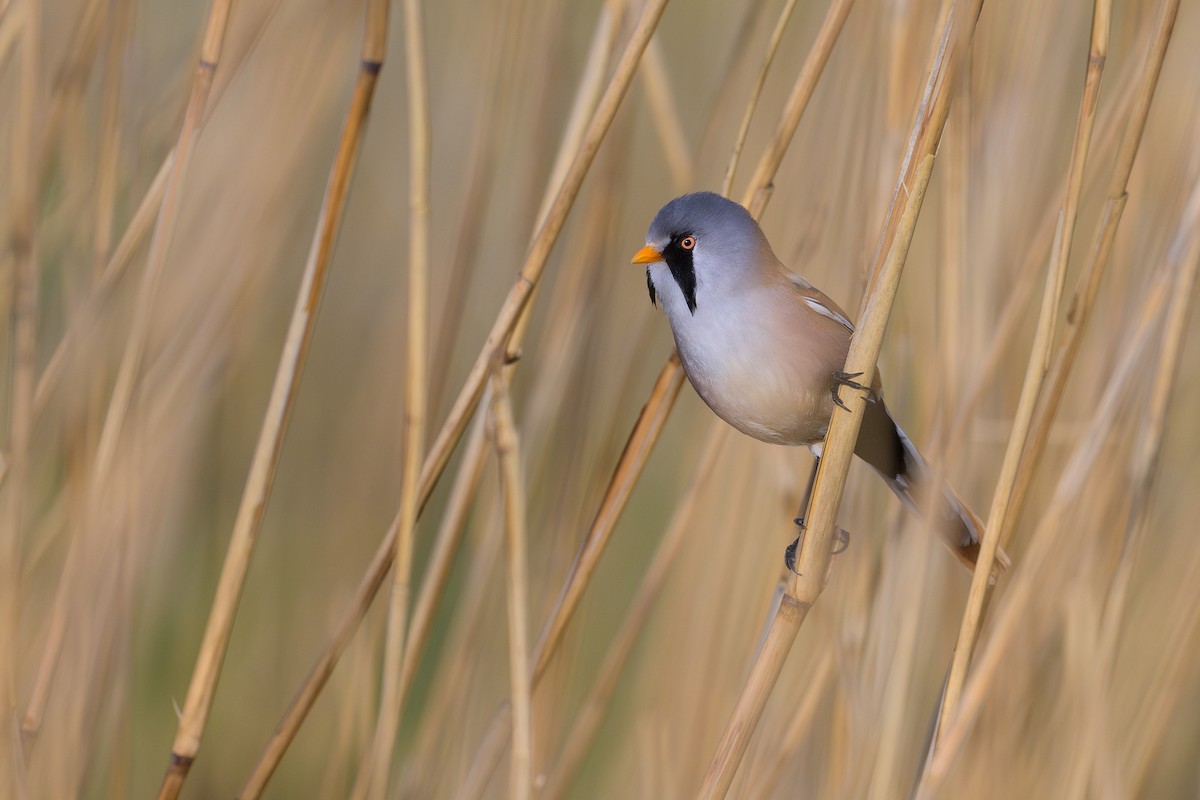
{"left": 631, "top": 192, "right": 777, "bottom": 314}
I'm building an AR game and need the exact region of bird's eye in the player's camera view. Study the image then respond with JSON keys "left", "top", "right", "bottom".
{"left": 680, "top": 236, "right": 696, "bottom": 250}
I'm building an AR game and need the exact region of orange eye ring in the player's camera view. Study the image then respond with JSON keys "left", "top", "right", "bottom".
{"left": 680, "top": 236, "right": 696, "bottom": 250}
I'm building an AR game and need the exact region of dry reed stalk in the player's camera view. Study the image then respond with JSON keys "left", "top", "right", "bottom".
{"left": 239, "top": 411, "right": 491, "bottom": 799}
{"left": 88, "top": 0, "right": 131, "bottom": 283}
{"left": 456, "top": 2, "right": 860, "bottom": 791}
{"left": 352, "top": 0, "right": 428, "bottom": 796}
{"left": 698, "top": 0, "right": 984, "bottom": 793}
{"left": 1004, "top": 0, "right": 1180, "bottom": 540}
{"left": 694, "top": 0, "right": 776, "bottom": 158}
{"left": 528, "top": 352, "right": 685, "bottom": 683}
{"left": 298, "top": 2, "right": 623, "bottom": 784}
{"left": 3, "top": 0, "right": 41, "bottom": 795}
{"left": 490, "top": 375, "right": 534, "bottom": 800}
{"left": 746, "top": 650, "right": 835, "bottom": 798}
{"left": 533, "top": 0, "right": 858, "bottom": 712}
{"left": 237, "top": 3, "right": 669, "bottom": 791}
{"left": 942, "top": 63, "right": 1141, "bottom": 456}
{"left": 866, "top": 510, "right": 937, "bottom": 799}
{"left": 16, "top": 5, "right": 379, "bottom": 748}
{"left": 938, "top": 78, "right": 969, "bottom": 414}
{"left": 1123, "top": 548, "right": 1200, "bottom": 794}
{"left": 428, "top": 0, "right": 518, "bottom": 416}
{"left": 89, "top": 0, "right": 231, "bottom": 488}
{"left": 1090, "top": 173, "right": 1200, "bottom": 796}
{"left": 395, "top": 414, "right": 490, "bottom": 713}
{"left": 930, "top": 0, "right": 1111, "bottom": 751}
{"left": 698, "top": 593, "right": 810, "bottom": 800}
{"left": 641, "top": 35, "right": 692, "bottom": 194}
{"left": 721, "top": 0, "right": 800, "bottom": 197}
{"left": 415, "top": 0, "right": 671, "bottom": 506}
{"left": 532, "top": 0, "right": 623, "bottom": 229}
{"left": 538, "top": 426, "right": 731, "bottom": 800}
{"left": 404, "top": 509, "right": 507, "bottom": 798}
{"left": 33, "top": 0, "right": 103, "bottom": 177}
{"left": 921, "top": 263, "right": 1175, "bottom": 790}
{"left": 154, "top": 4, "right": 387, "bottom": 798}
{"left": 21, "top": 2, "right": 283, "bottom": 446}
{"left": 24, "top": 156, "right": 171, "bottom": 434}
{"left": 454, "top": 354, "right": 686, "bottom": 799}
{"left": 19, "top": 0, "right": 133, "bottom": 750}
{"left": 742, "top": 0, "right": 857, "bottom": 216}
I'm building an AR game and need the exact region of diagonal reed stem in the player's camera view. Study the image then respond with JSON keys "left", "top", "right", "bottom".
{"left": 89, "top": 0, "right": 232, "bottom": 490}
{"left": 919, "top": 189, "right": 1192, "bottom": 789}
{"left": 698, "top": 0, "right": 985, "bottom": 795}
{"left": 928, "top": 0, "right": 1112, "bottom": 756}
{"left": 236, "top": 1, "right": 672, "bottom": 793}
{"left": 457, "top": 2, "right": 859, "bottom": 793}
{"left": 1001, "top": 0, "right": 1180, "bottom": 552}
{"left": 155, "top": 4, "right": 388, "bottom": 798}
{"left": 538, "top": 426, "right": 731, "bottom": 800}
{"left": 721, "top": 0, "right": 800, "bottom": 197}
{"left": 1091, "top": 168, "right": 1200, "bottom": 798}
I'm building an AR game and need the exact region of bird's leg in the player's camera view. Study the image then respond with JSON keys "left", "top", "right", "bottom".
{"left": 793, "top": 455, "right": 820, "bottom": 531}
{"left": 831, "top": 369, "right": 869, "bottom": 411}
{"left": 785, "top": 522, "right": 851, "bottom": 573}
{"left": 786, "top": 459, "right": 851, "bottom": 578}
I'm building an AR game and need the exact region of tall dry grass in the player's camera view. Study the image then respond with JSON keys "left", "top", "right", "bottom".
{"left": 2, "top": 0, "right": 1199, "bottom": 797}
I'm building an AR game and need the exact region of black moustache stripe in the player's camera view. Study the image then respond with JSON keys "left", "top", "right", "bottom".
{"left": 664, "top": 242, "right": 697, "bottom": 314}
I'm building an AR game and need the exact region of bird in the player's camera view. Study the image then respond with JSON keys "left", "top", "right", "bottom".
{"left": 631, "top": 191, "right": 1005, "bottom": 573}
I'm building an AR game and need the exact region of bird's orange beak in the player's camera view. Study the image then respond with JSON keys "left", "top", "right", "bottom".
{"left": 631, "top": 245, "right": 663, "bottom": 264}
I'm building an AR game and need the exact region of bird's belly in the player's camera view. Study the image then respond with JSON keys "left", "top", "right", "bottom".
{"left": 673, "top": 325, "right": 832, "bottom": 447}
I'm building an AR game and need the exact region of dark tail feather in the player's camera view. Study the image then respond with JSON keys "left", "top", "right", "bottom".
{"left": 854, "top": 397, "right": 1010, "bottom": 575}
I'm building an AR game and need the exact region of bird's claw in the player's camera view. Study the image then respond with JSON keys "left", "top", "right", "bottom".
{"left": 785, "top": 519, "right": 850, "bottom": 574}
{"left": 831, "top": 370, "right": 868, "bottom": 411}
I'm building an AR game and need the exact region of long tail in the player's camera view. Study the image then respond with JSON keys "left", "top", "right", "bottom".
{"left": 854, "top": 396, "right": 1010, "bottom": 574}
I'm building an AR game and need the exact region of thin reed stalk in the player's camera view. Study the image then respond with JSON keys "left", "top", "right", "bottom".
{"left": 414, "top": 0, "right": 672, "bottom": 505}
{"left": 89, "top": 0, "right": 232, "bottom": 487}
{"left": 1090, "top": 169, "right": 1200, "bottom": 798}
{"left": 921, "top": 261, "right": 1177, "bottom": 789}
{"left": 353, "top": 0, "right": 428, "bottom": 796}
{"left": 536, "top": 0, "right": 857, "bottom": 713}
{"left": 746, "top": 651, "right": 836, "bottom": 798}
{"left": 721, "top": 0, "right": 799, "bottom": 197}
{"left": 943, "top": 63, "right": 1141, "bottom": 456}
{"left": 15, "top": 1, "right": 1200, "bottom": 796}
{"left": 455, "top": 354, "right": 686, "bottom": 799}
{"left": 539, "top": 426, "right": 731, "bottom": 800}
{"left": 20, "top": 0, "right": 133, "bottom": 750}
{"left": 1003, "top": 0, "right": 1180, "bottom": 540}
{"left": 236, "top": 3, "right": 672, "bottom": 792}
{"left": 456, "top": 2, "right": 860, "bottom": 790}
{"left": 428, "top": 0, "right": 517, "bottom": 417}
{"left": 930, "top": 0, "right": 1111, "bottom": 753}
{"left": 641, "top": 36, "right": 692, "bottom": 194}
{"left": 698, "top": 0, "right": 984, "bottom": 793}
{"left": 491, "top": 375, "right": 533, "bottom": 800}
{"left": 742, "top": 0, "right": 857, "bottom": 215}
{"left": 22, "top": 3, "right": 282, "bottom": 448}
{"left": 156, "top": 4, "right": 387, "bottom": 797}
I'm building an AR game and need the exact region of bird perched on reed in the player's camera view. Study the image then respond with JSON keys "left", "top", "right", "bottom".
{"left": 632, "top": 191, "right": 1006, "bottom": 572}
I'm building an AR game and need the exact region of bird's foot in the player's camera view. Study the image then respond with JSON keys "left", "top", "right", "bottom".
{"left": 831, "top": 370, "right": 869, "bottom": 411}
{"left": 785, "top": 519, "right": 850, "bottom": 574}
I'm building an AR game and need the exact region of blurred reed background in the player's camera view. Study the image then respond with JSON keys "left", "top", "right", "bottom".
{"left": 1, "top": 0, "right": 1199, "bottom": 797}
